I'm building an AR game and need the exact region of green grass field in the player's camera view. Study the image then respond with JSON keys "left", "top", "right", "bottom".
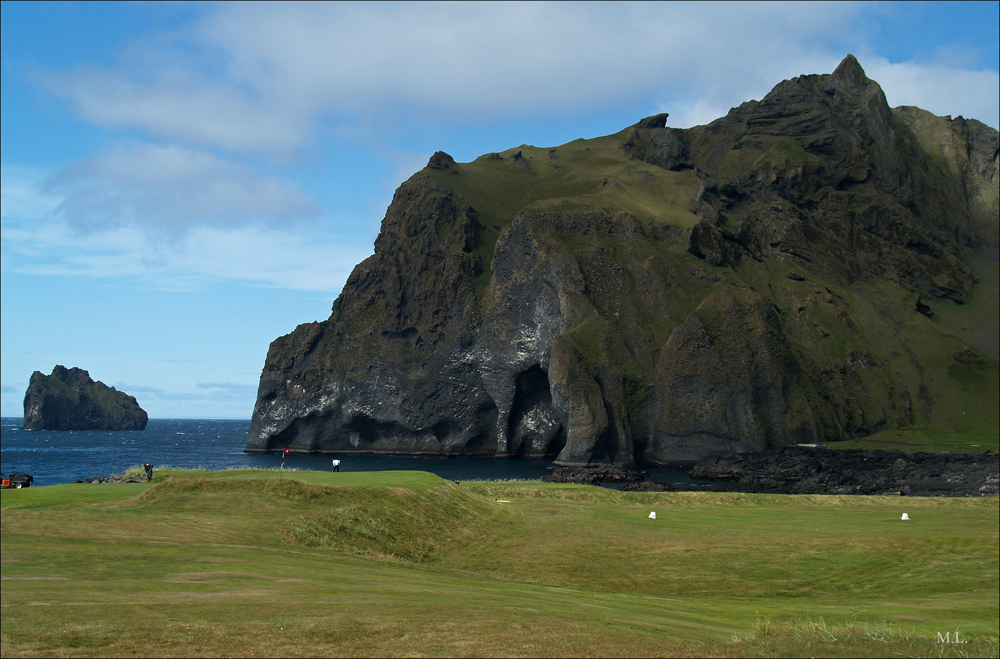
{"left": 827, "top": 428, "right": 999, "bottom": 453}
{"left": 2, "top": 469, "right": 997, "bottom": 657}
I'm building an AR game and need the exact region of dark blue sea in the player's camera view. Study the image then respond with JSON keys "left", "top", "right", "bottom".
{"left": 0, "top": 417, "right": 710, "bottom": 488}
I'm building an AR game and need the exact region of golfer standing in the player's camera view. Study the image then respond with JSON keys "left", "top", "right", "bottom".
{"left": 332, "top": 459, "right": 340, "bottom": 472}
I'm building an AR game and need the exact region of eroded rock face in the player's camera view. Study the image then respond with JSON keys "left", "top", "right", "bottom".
{"left": 23, "top": 366, "right": 148, "bottom": 431}
{"left": 248, "top": 56, "right": 999, "bottom": 465}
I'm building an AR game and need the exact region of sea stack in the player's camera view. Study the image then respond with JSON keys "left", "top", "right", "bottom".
{"left": 23, "top": 366, "right": 149, "bottom": 431}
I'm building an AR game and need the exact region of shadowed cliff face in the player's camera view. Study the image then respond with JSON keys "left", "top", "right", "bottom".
{"left": 23, "top": 366, "right": 148, "bottom": 431}
{"left": 248, "top": 56, "right": 999, "bottom": 465}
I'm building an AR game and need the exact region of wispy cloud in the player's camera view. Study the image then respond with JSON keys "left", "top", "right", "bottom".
{"left": 865, "top": 58, "right": 1000, "bottom": 125}
{"left": 41, "top": 66, "right": 311, "bottom": 157}
{"left": 197, "top": 382, "right": 257, "bottom": 397}
{"left": 2, "top": 165, "right": 372, "bottom": 292}
{"left": 45, "top": 143, "right": 321, "bottom": 235}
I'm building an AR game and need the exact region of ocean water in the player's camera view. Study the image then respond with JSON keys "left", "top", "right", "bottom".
{"left": 0, "top": 417, "right": 710, "bottom": 488}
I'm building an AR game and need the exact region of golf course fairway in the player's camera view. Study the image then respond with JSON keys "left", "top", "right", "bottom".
{"left": 1, "top": 469, "right": 997, "bottom": 657}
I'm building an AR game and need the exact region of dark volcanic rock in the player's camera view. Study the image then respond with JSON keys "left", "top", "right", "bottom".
{"left": 248, "top": 55, "right": 999, "bottom": 466}
{"left": 426, "top": 151, "right": 457, "bottom": 173}
{"left": 623, "top": 113, "right": 692, "bottom": 170}
{"left": 23, "top": 366, "right": 148, "bottom": 431}
{"left": 622, "top": 481, "right": 676, "bottom": 492}
{"left": 541, "top": 464, "right": 649, "bottom": 486}
{"left": 690, "top": 447, "right": 999, "bottom": 496}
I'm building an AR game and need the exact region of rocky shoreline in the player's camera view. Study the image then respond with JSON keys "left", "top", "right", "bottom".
{"left": 689, "top": 447, "right": 999, "bottom": 497}
{"left": 539, "top": 447, "right": 998, "bottom": 497}
{"left": 77, "top": 475, "right": 151, "bottom": 484}
{"left": 70, "top": 447, "right": 999, "bottom": 497}
{"left": 541, "top": 464, "right": 676, "bottom": 491}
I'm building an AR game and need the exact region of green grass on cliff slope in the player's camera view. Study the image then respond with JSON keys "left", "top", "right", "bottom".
{"left": 435, "top": 132, "right": 703, "bottom": 230}
{"left": 726, "top": 233, "right": 1000, "bottom": 452}
{"left": 424, "top": 130, "right": 702, "bottom": 291}
{"left": 713, "top": 237, "right": 999, "bottom": 450}
{"left": 419, "top": 124, "right": 999, "bottom": 451}
{"left": 2, "top": 470, "right": 996, "bottom": 658}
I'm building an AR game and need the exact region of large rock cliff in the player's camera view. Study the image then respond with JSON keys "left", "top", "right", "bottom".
{"left": 23, "top": 366, "right": 149, "bottom": 431}
{"left": 248, "top": 56, "right": 999, "bottom": 465}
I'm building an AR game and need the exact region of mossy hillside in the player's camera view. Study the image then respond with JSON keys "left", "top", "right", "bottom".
{"left": 424, "top": 132, "right": 702, "bottom": 291}
{"left": 540, "top": 235, "right": 712, "bottom": 354}
{"left": 895, "top": 106, "right": 1000, "bottom": 248}
{"left": 429, "top": 134, "right": 702, "bottom": 229}
{"left": 928, "top": 247, "right": 1000, "bottom": 361}
{"left": 735, "top": 250, "right": 998, "bottom": 438}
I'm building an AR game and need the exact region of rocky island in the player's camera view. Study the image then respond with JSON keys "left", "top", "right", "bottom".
{"left": 23, "top": 366, "right": 149, "bottom": 431}
{"left": 247, "top": 55, "right": 998, "bottom": 466}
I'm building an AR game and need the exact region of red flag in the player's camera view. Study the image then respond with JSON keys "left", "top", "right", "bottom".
{"left": 283, "top": 449, "right": 290, "bottom": 455}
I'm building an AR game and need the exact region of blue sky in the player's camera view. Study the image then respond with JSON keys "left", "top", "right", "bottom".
{"left": 2, "top": 1, "right": 998, "bottom": 419}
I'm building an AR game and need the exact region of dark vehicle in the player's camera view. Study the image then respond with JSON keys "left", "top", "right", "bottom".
{"left": 1, "top": 473, "right": 33, "bottom": 489}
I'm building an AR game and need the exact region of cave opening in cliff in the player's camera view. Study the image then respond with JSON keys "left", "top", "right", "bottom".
{"left": 507, "top": 364, "right": 566, "bottom": 458}
{"left": 462, "top": 399, "right": 500, "bottom": 454}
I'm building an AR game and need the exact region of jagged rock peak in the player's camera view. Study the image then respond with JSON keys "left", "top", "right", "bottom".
{"left": 638, "top": 113, "right": 669, "bottom": 129}
{"left": 829, "top": 53, "right": 868, "bottom": 85}
{"left": 623, "top": 113, "right": 689, "bottom": 170}
{"left": 426, "top": 151, "right": 457, "bottom": 172}
{"left": 824, "top": 53, "right": 886, "bottom": 109}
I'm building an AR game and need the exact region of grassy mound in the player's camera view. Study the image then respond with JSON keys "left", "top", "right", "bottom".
{"left": 123, "top": 471, "right": 515, "bottom": 562}
{"left": 131, "top": 474, "right": 513, "bottom": 562}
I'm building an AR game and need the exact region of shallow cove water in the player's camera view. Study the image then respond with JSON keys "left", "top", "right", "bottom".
{"left": 0, "top": 417, "right": 715, "bottom": 488}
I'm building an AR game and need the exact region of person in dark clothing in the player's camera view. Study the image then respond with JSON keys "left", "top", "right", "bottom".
{"left": 143, "top": 463, "right": 154, "bottom": 481}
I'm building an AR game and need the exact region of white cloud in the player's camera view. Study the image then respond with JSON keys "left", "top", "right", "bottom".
{"left": 41, "top": 66, "right": 310, "bottom": 156}
{"left": 39, "top": 1, "right": 997, "bottom": 162}
{"left": 23, "top": 0, "right": 996, "bottom": 203}
{"left": 866, "top": 58, "right": 1000, "bottom": 127}
{"left": 44, "top": 144, "right": 321, "bottom": 235}
{"left": 1, "top": 165, "right": 372, "bottom": 292}
{"left": 197, "top": 1, "right": 858, "bottom": 123}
